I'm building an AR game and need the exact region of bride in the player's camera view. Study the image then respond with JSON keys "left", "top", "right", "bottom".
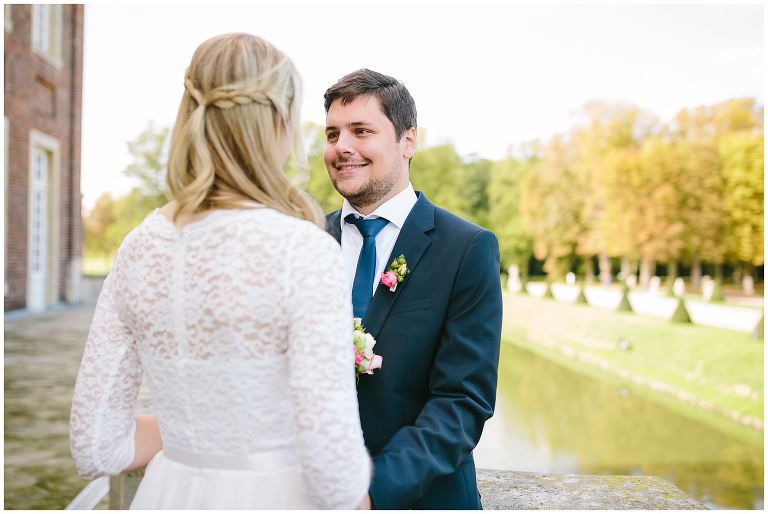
{"left": 69, "top": 33, "right": 371, "bottom": 509}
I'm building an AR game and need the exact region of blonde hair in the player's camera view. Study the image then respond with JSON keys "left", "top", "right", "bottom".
{"left": 167, "top": 33, "right": 323, "bottom": 226}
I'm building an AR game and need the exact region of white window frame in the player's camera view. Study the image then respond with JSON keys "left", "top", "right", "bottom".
{"left": 5, "top": 5, "right": 12, "bottom": 33}
{"left": 27, "top": 130, "right": 61, "bottom": 311}
{"left": 4, "top": 118, "right": 9, "bottom": 296}
{"left": 31, "top": 4, "right": 63, "bottom": 67}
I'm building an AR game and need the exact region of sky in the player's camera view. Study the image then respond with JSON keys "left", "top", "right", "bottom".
{"left": 80, "top": 1, "right": 764, "bottom": 210}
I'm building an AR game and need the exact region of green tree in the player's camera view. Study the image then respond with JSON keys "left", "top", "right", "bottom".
{"left": 303, "top": 121, "right": 343, "bottom": 213}
{"left": 410, "top": 144, "right": 474, "bottom": 221}
{"left": 83, "top": 123, "right": 170, "bottom": 265}
{"left": 106, "top": 188, "right": 164, "bottom": 249}
{"left": 462, "top": 156, "right": 493, "bottom": 227}
{"left": 123, "top": 121, "right": 170, "bottom": 200}
{"left": 487, "top": 155, "right": 535, "bottom": 274}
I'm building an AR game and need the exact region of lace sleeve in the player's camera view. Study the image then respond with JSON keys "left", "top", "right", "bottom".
{"left": 69, "top": 245, "right": 142, "bottom": 480}
{"left": 285, "top": 227, "right": 371, "bottom": 509}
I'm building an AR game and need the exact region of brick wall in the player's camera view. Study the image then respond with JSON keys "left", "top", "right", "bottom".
{"left": 4, "top": 5, "right": 84, "bottom": 310}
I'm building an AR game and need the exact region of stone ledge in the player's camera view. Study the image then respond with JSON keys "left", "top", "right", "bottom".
{"left": 103, "top": 468, "right": 708, "bottom": 509}
{"left": 477, "top": 468, "right": 707, "bottom": 510}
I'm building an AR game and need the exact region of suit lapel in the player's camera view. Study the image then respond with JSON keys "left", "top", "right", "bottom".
{"left": 325, "top": 210, "right": 342, "bottom": 244}
{"left": 364, "top": 192, "right": 435, "bottom": 337}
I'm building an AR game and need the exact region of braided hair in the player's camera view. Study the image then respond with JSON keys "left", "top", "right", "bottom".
{"left": 166, "top": 33, "right": 323, "bottom": 226}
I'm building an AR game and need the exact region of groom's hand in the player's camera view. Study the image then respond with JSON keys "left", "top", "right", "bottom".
{"left": 356, "top": 493, "right": 371, "bottom": 510}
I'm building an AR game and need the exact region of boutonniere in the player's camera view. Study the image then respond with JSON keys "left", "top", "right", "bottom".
{"left": 353, "top": 317, "right": 382, "bottom": 377}
{"left": 380, "top": 255, "right": 410, "bottom": 292}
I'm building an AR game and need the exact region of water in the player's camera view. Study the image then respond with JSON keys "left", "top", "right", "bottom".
{"left": 474, "top": 342, "right": 764, "bottom": 510}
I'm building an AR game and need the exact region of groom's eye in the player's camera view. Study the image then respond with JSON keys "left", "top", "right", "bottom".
{"left": 326, "top": 132, "right": 338, "bottom": 142}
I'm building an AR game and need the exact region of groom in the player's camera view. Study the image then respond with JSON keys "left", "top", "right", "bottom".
{"left": 323, "top": 69, "right": 503, "bottom": 510}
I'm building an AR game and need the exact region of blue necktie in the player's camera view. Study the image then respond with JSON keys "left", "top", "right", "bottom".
{"left": 345, "top": 214, "right": 389, "bottom": 320}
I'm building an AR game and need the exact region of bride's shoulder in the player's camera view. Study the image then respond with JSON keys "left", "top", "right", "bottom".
{"left": 248, "top": 208, "right": 340, "bottom": 250}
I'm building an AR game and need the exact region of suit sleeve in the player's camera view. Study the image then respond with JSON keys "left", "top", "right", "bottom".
{"left": 368, "top": 229, "right": 503, "bottom": 509}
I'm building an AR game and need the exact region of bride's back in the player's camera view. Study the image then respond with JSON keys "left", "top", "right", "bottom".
{"left": 109, "top": 207, "right": 338, "bottom": 455}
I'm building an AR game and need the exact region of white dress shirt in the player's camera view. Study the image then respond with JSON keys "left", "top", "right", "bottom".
{"left": 340, "top": 183, "right": 418, "bottom": 299}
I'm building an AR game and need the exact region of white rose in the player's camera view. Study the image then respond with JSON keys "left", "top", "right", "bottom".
{"left": 365, "top": 333, "right": 376, "bottom": 350}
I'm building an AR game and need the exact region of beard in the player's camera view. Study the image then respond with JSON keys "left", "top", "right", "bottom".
{"left": 333, "top": 170, "right": 399, "bottom": 210}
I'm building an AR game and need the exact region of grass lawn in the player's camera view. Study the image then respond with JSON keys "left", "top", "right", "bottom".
{"left": 501, "top": 291, "right": 764, "bottom": 435}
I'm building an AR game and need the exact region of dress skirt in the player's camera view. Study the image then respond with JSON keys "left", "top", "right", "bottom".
{"left": 130, "top": 447, "right": 316, "bottom": 509}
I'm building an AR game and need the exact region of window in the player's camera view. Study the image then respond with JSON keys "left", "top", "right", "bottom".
{"left": 31, "top": 4, "right": 63, "bottom": 65}
{"left": 4, "top": 5, "right": 12, "bottom": 32}
{"left": 27, "top": 130, "right": 61, "bottom": 312}
{"left": 30, "top": 149, "right": 49, "bottom": 276}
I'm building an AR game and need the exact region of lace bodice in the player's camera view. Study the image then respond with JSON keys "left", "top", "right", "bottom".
{"left": 70, "top": 207, "right": 371, "bottom": 508}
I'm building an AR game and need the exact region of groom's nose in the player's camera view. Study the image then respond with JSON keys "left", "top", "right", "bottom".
{"left": 332, "top": 131, "right": 353, "bottom": 155}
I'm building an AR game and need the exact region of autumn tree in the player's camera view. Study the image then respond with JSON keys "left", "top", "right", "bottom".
{"left": 83, "top": 192, "right": 116, "bottom": 258}
{"left": 719, "top": 130, "right": 764, "bottom": 277}
{"left": 520, "top": 134, "right": 584, "bottom": 281}
{"left": 573, "top": 100, "right": 658, "bottom": 284}
{"left": 672, "top": 98, "right": 763, "bottom": 285}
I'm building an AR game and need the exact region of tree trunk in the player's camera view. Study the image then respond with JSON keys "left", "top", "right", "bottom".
{"left": 665, "top": 261, "right": 678, "bottom": 296}
{"left": 639, "top": 258, "right": 655, "bottom": 289}
{"left": 621, "top": 258, "right": 638, "bottom": 287}
{"left": 599, "top": 252, "right": 612, "bottom": 285}
{"left": 732, "top": 265, "right": 742, "bottom": 283}
{"left": 691, "top": 260, "right": 702, "bottom": 289}
{"left": 519, "top": 259, "right": 530, "bottom": 295}
{"left": 620, "top": 258, "right": 631, "bottom": 280}
{"left": 714, "top": 262, "right": 724, "bottom": 284}
{"left": 519, "top": 259, "right": 529, "bottom": 283}
{"left": 742, "top": 262, "right": 755, "bottom": 295}
{"left": 584, "top": 256, "right": 595, "bottom": 283}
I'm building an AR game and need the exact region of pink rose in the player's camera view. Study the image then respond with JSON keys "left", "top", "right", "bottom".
{"left": 368, "top": 354, "right": 383, "bottom": 372}
{"left": 381, "top": 271, "right": 397, "bottom": 289}
{"left": 354, "top": 350, "right": 363, "bottom": 366}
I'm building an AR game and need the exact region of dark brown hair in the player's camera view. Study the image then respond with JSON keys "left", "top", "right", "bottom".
{"left": 323, "top": 68, "right": 417, "bottom": 140}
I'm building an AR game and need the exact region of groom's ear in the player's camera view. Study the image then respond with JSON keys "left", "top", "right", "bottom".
{"left": 402, "top": 127, "right": 417, "bottom": 160}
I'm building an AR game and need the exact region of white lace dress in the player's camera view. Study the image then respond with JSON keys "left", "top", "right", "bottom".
{"left": 69, "top": 207, "right": 371, "bottom": 509}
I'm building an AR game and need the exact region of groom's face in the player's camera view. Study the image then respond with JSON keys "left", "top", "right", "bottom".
{"left": 324, "top": 95, "right": 414, "bottom": 213}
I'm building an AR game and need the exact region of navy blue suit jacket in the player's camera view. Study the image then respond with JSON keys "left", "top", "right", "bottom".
{"left": 326, "top": 192, "right": 502, "bottom": 509}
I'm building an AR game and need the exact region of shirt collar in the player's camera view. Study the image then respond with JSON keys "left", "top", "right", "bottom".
{"left": 341, "top": 183, "right": 417, "bottom": 230}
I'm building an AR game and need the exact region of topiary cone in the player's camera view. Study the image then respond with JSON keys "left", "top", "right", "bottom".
{"left": 670, "top": 297, "right": 692, "bottom": 323}
{"left": 617, "top": 282, "right": 633, "bottom": 312}
{"left": 708, "top": 281, "right": 725, "bottom": 302}
{"left": 752, "top": 314, "right": 764, "bottom": 341}
{"left": 575, "top": 283, "right": 589, "bottom": 305}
